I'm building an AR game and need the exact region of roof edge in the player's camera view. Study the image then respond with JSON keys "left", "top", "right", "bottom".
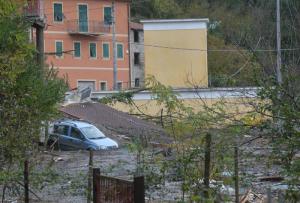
{"left": 141, "top": 18, "right": 209, "bottom": 24}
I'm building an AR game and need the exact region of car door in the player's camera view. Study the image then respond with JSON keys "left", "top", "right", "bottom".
{"left": 53, "top": 125, "right": 71, "bottom": 149}
{"left": 69, "top": 127, "right": 87, "bottom": 149}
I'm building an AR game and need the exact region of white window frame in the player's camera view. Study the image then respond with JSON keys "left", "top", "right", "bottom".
{"left": 116, "top": 43, "right": 124, "bottom": 60}
{"left": 103, "top": 6, "right": 112, "bottom": 26}
{"left": 55, "top": 40, "right": 64, "bottom": 59}
{"left": 77, "top": 79, "right": 96, "bottom": 91}
{"left": 73, "top": 41, "right": 81, "bottom": 59}
{"left": 53, "top": 2, "right": 63, "bottom": 23}
{"left": 77, "top": 3, "right": 89, "bottom": 32}
{"left": 102, "top": 42, "right": 110, "bottom": 60}
{"left": 117, "top": 81, "right": 123, "bottom": 90}
{"left": 89, "top": 42, "right": 97, "bottom": 59}
{"left": 99, "top": 81, "right": 107, "bottom": 91}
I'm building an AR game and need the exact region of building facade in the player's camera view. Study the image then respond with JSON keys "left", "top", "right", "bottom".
{"left": 129, "top": 22, "right": 144, "bottom": 88}
{"left": 41, "top": 0, "right": 130, "bottom": 91}
{"left": 141, "top": 19, "right": 209, "bottom": 88}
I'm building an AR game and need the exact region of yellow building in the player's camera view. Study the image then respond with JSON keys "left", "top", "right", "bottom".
{"left": 141, "top": 19, "right": 209, "bottom": 88}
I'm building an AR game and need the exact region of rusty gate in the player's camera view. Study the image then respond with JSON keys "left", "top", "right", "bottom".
{"left": 93, "top": 168, "right": 145, "bottom": 203}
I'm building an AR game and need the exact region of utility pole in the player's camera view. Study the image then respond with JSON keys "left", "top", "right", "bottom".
{"left": 112, "top": 0, "right": 118, "bottom": 90}
{"left": 276, "top": 0, "right": 283, "bottom": 85}
{"left": 36, "top": 25, "right": 44, "bottom": 67}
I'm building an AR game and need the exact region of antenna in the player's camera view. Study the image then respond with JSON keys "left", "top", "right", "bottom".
{"left": 80, "top": 87, "right": 92, "bottom": 101}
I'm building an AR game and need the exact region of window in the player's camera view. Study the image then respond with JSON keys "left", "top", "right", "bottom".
{"left": 53, "top": 3, "right": 63, "bottom": 22}
{"left": 55, "top": 41, "right": 63, "bottom": 58}
{"left": 89, "top": 43, "right": 97, "bottom": 58}
{"left": 81, "top": 126, "right": 105, "bottom": 139}
{"left": 102, "top": 43, "right": 110, "bottom": 59}
{"left": 117, "top": 82, "right": 122, "bottom": 90}
{"left": 100, "top": 82, "right": 107, "bottom": 91}
{"left": 117, "top": 44, "right": 123, "bottom": 59}
{"left": 78, "top": 81, "right": 95, "bottom": 91}
{"left": 78, "top": 4, "right": 88, "bottom": 32}
{"left": 104, "top": 7, "right": 112, "bottom": 25}
{"left": 74, "top": 42, "right": 81, "bottom": 58}
{"left": 134, "top": 30, "right": 139, "bottom": 42}
{"left": 134, "top": 52, "right": 140, "bottom": 65}
{"left": 70, "top": 127, "right": 84, "bottom": 140}
{"left": 135, "top": 78, "right": 140, "bottom": 87}
{"left": 54, "top": 125, "right": 69, "bottom": 135}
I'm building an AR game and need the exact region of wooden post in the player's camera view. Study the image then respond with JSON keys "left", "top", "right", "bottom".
{"left": 204, "top": 133, "right": 211, "bottom": 199}
{"left": 87, "top": 150, "right": 93, "bottom": 203}
{"left": 24, "top": 160, "right": 29, "bottom": 203}
{"left": 44, "top": 121, "right": 49, "bottom": 148}
{"left": 234, "top": 146, "right": 239, "bottom": 203}
{"left": 267, "top": 187, "right": 272, "bottom": 203}
{"left": 160, "top": 109, "right": 164, "bottom": 128}
{"left": 278, "top": 191, "right": 285, "bottom": 203}
{"left": 134, "top": 176, "right": 145, "bottom": 203}
{"left": 93, "top": 168, "right": 100, "bottom": 203}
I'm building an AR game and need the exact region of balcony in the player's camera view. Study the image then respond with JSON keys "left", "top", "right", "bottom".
{"left": 23, "top": 0, "right": 45, "bottom": 27}
{"left": 24, "top": 0, "right": 44, "bottom": 18}
{"left": 66, "top": 20, "right": 110, "bottom": 36}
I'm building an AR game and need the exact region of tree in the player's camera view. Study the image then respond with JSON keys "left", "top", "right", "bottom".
{"left": 0, "top": 0, "right": 66, "bottom": 199}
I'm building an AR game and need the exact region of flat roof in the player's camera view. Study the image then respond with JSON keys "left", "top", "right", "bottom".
{"left": 141, "top": 18, "right": 209, "bottom": 24}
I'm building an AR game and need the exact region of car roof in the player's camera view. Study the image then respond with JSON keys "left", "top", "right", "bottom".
{"left": 55, "top": 120, "right": 93, "bottom": 128}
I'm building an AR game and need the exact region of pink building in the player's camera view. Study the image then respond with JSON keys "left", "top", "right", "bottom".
{"left": 29, "top": 0, "right": 131, "bottom": 91}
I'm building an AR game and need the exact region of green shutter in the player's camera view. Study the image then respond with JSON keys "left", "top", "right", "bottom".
{"left": 56, "top": 41, "right": 63, "bottom": 57}
{"left": 117, "top": 44, "right": 123, "bottom": 59}
{"left": 104, "top": 7, "right": 112, "bottom": 25}
{"left": 103, "top": 43, "right": 109, "bottom": 58}
{"left": 54, "top": 3, "right": 63, "bottom": 22}
{"left": 90, "top": 43, "right": 96, "bottom": 58}
{"left": 74, "top": 42, "right": 80, "bottom": 57}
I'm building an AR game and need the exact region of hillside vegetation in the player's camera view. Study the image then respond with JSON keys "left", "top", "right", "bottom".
{"left": 131, "top": 0, "right": 300, "bottom": 87}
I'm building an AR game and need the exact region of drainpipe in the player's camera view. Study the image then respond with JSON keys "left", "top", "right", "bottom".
{"left": 127, "top": 2, "right": 132, "bottom": 89}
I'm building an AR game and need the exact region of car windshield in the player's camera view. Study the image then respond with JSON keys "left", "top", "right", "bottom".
{"left": 81, "top": 126, "right": 106, "bottom": 139}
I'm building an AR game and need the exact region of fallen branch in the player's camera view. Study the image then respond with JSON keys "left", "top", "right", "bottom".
{"left": 259, "top": 176, "right": 284, "bottom": 182}
{"left": 240, "top": 189, "right": 251, "bottom": 203}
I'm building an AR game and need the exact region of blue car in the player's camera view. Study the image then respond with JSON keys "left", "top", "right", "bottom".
{"left": 48, "top": 120, "right": 118, "bottom": 150}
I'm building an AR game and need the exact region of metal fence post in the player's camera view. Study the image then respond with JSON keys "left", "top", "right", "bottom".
{"left": 93, "top": 168, "right": 100, "bottom": 203}
{"left": 133, "top": 176, "right": 145, "bottom": 203}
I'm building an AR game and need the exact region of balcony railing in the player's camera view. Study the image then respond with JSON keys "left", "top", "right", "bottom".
{"left": 24, "top": 0, "right": 44, "bottom": 19}
{"left": 66, "top": 20, "right": 110, "bottom": 36}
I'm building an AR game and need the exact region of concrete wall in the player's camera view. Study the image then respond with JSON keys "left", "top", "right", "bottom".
{"left": 142, "top": 19, "right": 209, "bottom": 89}
{"left": 130, "top": 28, "right": 145, "bottom": 88}
{"left": 92, "top": 87, "right": 259, "bottom": 116}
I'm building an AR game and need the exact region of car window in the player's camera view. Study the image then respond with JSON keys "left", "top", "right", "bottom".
{"left": 81, "top": 126, "right": 106, "bottom": 139}
{"left": 70, "top": 127, "right": 84, "bottom": 140}
{"left": 54, "top": 125, "right": 69, "bottom": 135}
